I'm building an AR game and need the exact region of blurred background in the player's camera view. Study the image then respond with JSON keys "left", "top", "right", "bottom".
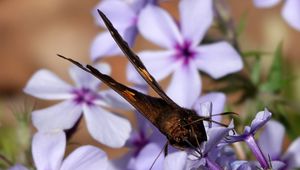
{"left": 0, "top": 0, "right": 299, "bottom": 160}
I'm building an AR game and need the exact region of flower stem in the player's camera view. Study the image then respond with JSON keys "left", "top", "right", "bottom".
{"left": 206, "top": 157, "right": 222, "bottom": 170}
{"left": 245, "top": 135, "right": 269, "bottom": 169}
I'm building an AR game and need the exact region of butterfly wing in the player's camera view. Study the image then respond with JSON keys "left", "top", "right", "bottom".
{"left": 98, "top": 10, "right": 179, "bottom": 108}
{"left": 58, "top": 55, "right": 175, "bottom": 126}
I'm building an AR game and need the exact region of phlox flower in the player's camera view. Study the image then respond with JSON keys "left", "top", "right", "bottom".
{"left": 108, "top": 111, "right": 165, "bottom": 170}
{"left": 91, "top": 0, "right": 157, "bottom": 61}
{"left": 32, "top": 130, "right": 108, "bottom": 170}
{"left": 253, "top": 0, "right": 300, "bottom": 31}
{"left": 226, "top": 108, "right": 273, "bottom": 169}
{"left": 128, "top": 0, "right": 243, "bottom": 108}
{"left": 24, "top": 64, "right": 131, "bottom": 148}
{"left": 259, "top": 120, "right": 300, "bottom": 169}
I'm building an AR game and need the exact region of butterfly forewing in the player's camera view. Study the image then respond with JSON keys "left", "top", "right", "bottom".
{"left": 98, "top": 10, "right": 178, "bottom": 108}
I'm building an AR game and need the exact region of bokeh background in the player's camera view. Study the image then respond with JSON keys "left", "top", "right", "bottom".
{"left": 0, "top": 0, "right": 299, "bottom": 159}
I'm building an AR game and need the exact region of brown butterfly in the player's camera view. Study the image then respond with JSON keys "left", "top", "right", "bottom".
{"left": 58, "top": 10, "right": 228, "bottom": 153}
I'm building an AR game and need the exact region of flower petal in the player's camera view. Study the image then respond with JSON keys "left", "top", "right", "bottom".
{"left": 24, "top": 69, "right": 73, "bottom": 100}
{"left": 32, "top": 131, "right": 66, "bottom": 170}
{"left": 98, "top": 89, "right": 133, "bottom": 110}
{"left": 193, "top": 92, "right": 226, "bottom": 123}
{"left": 250, "top": 108, "right": 272, "bottom": 134}
{"left": 258, "top": 120, "right": 284, "bottom": 159}
{"left": 283, "top": 137, "right": 300, "bottom": 169}
{"left": 32, "top": 100, "right": 83, "bottom": 131}
{"left": 282, "top": 0, "right": 300, "bottom": 31}
{"left": 195, "top": 41, "right": 243, "bottom": 79}
{"left": 133, "top": 143, "right": 164, "bottom": 170}
{"left": 61, "top": 145, "right": 108, "bottom": 170}
{"left": 83, "top": 105, "right": 131, "bottom": 148}
{"left": 138, "top": 5, "right": 183, "bottom": 49}
{"left": 90, "top": 32, "right": 123, "bottom": 61}
{"left": 92, "top": 0, "right": 136, "bottom": 29}
{"left": 127, "top": 50, "right": 178, "bottom": 84}
{"left": 69, "top": 63, "right": 111, "bottom": 90}
{"left": 253, "top": 0, "right": 281, "bottom": 8}
{"left": 179, "top": 0, "right": 213, "bottom": 45}
{"left": 164, "top": 151, "right": 187, "bottom": 170}
{"left": 166, "top": 63, "right": 201, "bottom": 108}
{"left": 204, "top": 127, "right": 230, "bottom": 154}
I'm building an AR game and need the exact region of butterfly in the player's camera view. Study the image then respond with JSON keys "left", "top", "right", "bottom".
{"left": 58, "top": 10, "right": 229, "bottom": 153}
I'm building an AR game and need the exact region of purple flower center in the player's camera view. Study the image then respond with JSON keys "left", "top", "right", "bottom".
{"left": 132, "top": 130, "right": 149, "bottom": 157}
{"left": 174, "top": 40, "right": 196, "bottom": 65}
{"left": 72, "top": 87, "right": 99, "bottom": 106}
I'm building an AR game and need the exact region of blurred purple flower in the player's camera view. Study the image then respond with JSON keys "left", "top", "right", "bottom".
{"left": 108, "top": 111, "right": 165, "bottom": 170}
{"left": 128, "top": 0, "right": 243, "bottom": 108}
{"left": 24, "top": 64, "right": 131, "bottom": 148}
{"left": 231, "top": 160, "right": 285, "bottom": 170}
{"left": 253, "top": 0, "right": 300, "bottom": 31}
{"left": 164, "top": 151, "right": 188, "bottom": 170}
{"left": 8, "top": 164, "right": 28, "bottom": 170}
{"left": 259, "top": 120, "right": 300, "bottom": 170}
{"left": 226, "top": 108, "right": 272, "bottom": 169}
{"left": 32, "top": 130, "right": 108, "bottom": 170}
{"left": 91, "top": 0, "right": 157, "bottom": 61}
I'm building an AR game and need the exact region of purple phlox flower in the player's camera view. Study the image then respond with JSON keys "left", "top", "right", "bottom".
{"left": 8, "top": 164, "right": 28, "bottom": 170}
{"left": 109, "top": 111, "right": 166, "bottom": 170}
{"left": 231, "top": 160, "right": 285, "bottom": 170}
{"left": 164, "top": 151, "right": 188, "bottom": 170}
{"left": 253, "top": 0, "right": 300, "bottom": 31}
{"left": 24, "top": 64, "right": 132, "bottom": 148}
{"left": 187, "top": 126, "right": 232, "bottom": 170}
{"left": 226, "top": 108, "right": 272, "bottom": 169}
{"left": 258, "top": 120, "right": 300, "bottom": 169}
{"left": 32, "top": 130, "right": 108, "bottom": 170}
{"left": 193, "top": 92, "right": 226, "bottom": 128}
{"left": 91, "top": 0, "right": 157, "bottom": 61}
{"left": 127, "top": 0, "right": 243, "bottom": 108}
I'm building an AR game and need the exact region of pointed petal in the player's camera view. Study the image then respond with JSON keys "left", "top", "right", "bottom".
{"left": 32, "top": 131, "right": 66, "bottom": 170}
{"left": 164, "top": 151, "right": 187, "bottom": 170}
{"left": 179, "top": 0, "right": 213, "bottom": 45}
{"left": 138, "top": 5, "right": 183, "bottom": 49}
{"left": 127, "top": 50, "right": 178, "bottom": 84}
{"left": 282, "top": 0, "right": 300, "bottom": 31}
{"left": 32, "top": 100, "right": 83, "bottom": 131}
{"left": 24, "top": 69, "right": 73, "bottom": 100}
{"left": 258, "top": 120, "right": 284, "bottom": 159}
{"left": 98, "top": 89, "right": 133, "bottom": 110}
{"left": 69, "top": 63, "right": 111, "bottom": 90}
{"left": 166, "top": 63, "right": 201, "bottom": 108}
{"left": 90, "top": 32, "right": 123, "bottom": 61}
{"left": 92, "top": 0, "right": 136, "bottom": 29}
{"left": 195, "top": 42, "right": 243, "bottom": 79}
{"left": 61, "top": 145, "right": 108, "bottom": 170}
{"left": 133, "top": 143, "right": 164, "bottom": 170}
{"left": 193, "top": 92, "right": 226, "bottom": 122}
{"left": 250, "top": 108, "right": 272, "bottom": 134}
{"left": 204, "top": 127, "right": 230, "bottom": 153}
{"left": 83, "top": 105, "right": 131, "bottom": 148}
{"left": 253, "top": 0, "right": 281, "bottom": 8}
{"left": 283, "top": 137, "right": 300, "bottom": 169}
